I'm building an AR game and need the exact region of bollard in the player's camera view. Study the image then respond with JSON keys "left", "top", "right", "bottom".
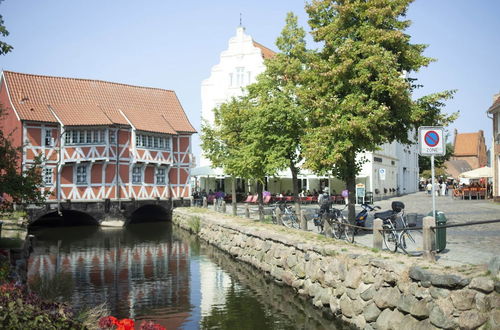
{"left": 213, "top": 199, "right": 218, "bottom": 211}
{"left": 221, "top": 201, "right": 226, "bottom": 213}
{"left": 373, "top": 218, "right": 383, "bottom": 250}
{"left": 276, "top": 207, "right": 283, "bottom": 226}
{"left": 300, "top": 210, "right": 307, "bottom": 230}
{"left": 323, "top": 214, "right": 332, "bottom": 238}
{"left": 189, "top": 196, "right": 194, "bottom": 207}
{"left": 423, "top": 216, "right": 436, "bottom": 261}
{"left": 203, "top": 197, "right": 207, "bottom": 208}
{"left": 245, "top": 204, "right": 250, "bottom": 218}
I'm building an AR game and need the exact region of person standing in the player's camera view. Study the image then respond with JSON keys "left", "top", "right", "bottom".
{"left": 441, "top": 181, "right": 447, "bottom": 196}
{"left": 426, "top": 182, "right": 432, "bottom": 195}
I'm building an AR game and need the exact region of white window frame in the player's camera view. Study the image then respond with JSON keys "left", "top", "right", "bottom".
{"left": 156, "top": 167, "right": 166, "bottom": 185}
{"left": 235, "top": 67, "right": 245, "bottom": 87}
{"left": 132, "top": 165, "right": 143, "bottom": 184}
{"left": 75, "top": 164, "right": 89, "bottom": 185}
{"left": 44, "top": 129, "right": 53, "bottom": 147}
{"left": 43, "top": 167, "right": 53, "bottom": 186}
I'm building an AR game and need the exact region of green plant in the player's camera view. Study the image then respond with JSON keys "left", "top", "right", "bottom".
{"left": 371, "top": 248, "right": 379, "bottom": 253}
{"left": 187, "top": 216, "right": 201, "bottom": 234}
{"left": 341, "top": 248, "right": 348, "bottom": 252}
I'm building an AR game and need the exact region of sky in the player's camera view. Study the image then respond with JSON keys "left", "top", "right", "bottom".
{"left": 1, "top": 0, "right": 499, "bottom": 165}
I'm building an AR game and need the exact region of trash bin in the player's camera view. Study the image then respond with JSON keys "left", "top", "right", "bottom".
{"left": 427, "top": 210, "right": 447, "bottom": 252}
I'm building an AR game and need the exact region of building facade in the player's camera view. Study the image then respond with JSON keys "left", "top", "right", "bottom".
{"left": 197, "top": 27, "right": 419, "bottom": 198}
{"left": 488, "top": 92, "right": 500, "bottom": 200}
{"left": 451, "top": 129, "right": 488, "bottom": 169}
{"left": 0, "top": 71, "right": 196, "bottom": 202}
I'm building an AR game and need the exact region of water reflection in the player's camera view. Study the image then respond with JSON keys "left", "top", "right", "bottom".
{"left": 27, "top": 223, "right": 349, "bottom": 329}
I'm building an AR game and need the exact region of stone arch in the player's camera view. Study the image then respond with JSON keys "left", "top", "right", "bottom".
{"left": 127, "top": 204, "right": 170, "bottom": 225}
{"left": 30, "top": 210, "right": 99, "bottom": 228}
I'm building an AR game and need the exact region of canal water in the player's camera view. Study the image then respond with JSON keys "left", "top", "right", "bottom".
{"left": 27, "top": 222, "right": 350, "bottom": 329}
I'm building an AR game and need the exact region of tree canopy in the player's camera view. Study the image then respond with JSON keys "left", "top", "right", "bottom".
{"left": 300, "top": 0, "right": 456, "bottom": 221}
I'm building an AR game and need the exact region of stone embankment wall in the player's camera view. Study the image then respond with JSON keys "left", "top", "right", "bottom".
{"left": 173, "top": 208, "right": 500, "bottom": 330}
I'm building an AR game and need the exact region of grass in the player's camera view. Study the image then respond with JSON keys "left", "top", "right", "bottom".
{"left": 371, "top": 248, "right": 380, "bottom": 253}
{"left": 187, "top": 216, "right": 201, "bottom": 234}
{"left": 0, "top": 210, "right": 27, "bottom": 221}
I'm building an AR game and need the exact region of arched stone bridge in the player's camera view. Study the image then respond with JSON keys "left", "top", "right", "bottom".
{"left": 26, "top": 198, "right": 191, "bottom": 227}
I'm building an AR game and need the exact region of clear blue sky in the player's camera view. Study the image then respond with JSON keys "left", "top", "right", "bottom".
{"left": 1, "top": 0, "right": 499, "bottom": 164}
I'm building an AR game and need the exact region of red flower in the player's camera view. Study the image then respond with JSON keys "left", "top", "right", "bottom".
{"left": 99, "top": 316, "right": 118, "bottom": 329}
{"left": 116, "top": 318, "right": 135, "bottom": 330}
{"left": 140, "top": 320, "right": 166, "bottom": 330}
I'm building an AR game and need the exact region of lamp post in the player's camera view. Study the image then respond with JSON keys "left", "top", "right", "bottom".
{"left": 56, "top": 128, "right": 67, "bottom": 216}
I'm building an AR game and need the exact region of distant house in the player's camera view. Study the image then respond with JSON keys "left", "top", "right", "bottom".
{"left": 487, "top": 92, "right": 500, "bottom": 200}
{"left": 0, "top": 71, "right": 196, "bottom": 202}
{"left": 444, "top": 159, "right": 472, "bottom": 179}
{"left": 451, "top": 130, "right": 488, "bottom": 170}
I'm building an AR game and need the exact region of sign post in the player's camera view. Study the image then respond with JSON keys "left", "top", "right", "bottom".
{"left": 418, "top": 127, "right": 446, "bottom": 219}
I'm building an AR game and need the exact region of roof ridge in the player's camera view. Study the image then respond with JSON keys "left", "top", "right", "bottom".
{"left": 252, "top": 40, "right": 276, "bottom": 54}
{"left": 3, "top": 70, "right": 175, "bottom": 93}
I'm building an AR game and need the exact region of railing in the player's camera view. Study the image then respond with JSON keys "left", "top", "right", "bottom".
{"left": 186, "top": 196, "right": 500, "bottom": 262}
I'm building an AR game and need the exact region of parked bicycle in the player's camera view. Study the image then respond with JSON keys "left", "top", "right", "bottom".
{"left": 272, "top": 202, "right": 300, "bottom": 229}
{"left": 354, "top": 203, "right": 381, "bottom": 233}
{"left": 374, "top": 201, "right": 417, "bottom": 254}
{"left": 313, "top": 204, "right": 354, "bottom": 243}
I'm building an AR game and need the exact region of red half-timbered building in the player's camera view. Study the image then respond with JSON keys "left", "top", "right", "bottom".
{"left": 0, "top": 71, "right": 196, "bottom": 201}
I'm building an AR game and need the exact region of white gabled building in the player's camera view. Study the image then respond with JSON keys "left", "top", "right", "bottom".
{"left": 196, "top": 26, "right": 419, "bottom": 201}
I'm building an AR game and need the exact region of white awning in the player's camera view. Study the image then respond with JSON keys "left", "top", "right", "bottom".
{"left": 191, "top": 166, "right": 226, "bottom": 177}
{"left": 458, "top": 166, "right": 493, "bottom": 179}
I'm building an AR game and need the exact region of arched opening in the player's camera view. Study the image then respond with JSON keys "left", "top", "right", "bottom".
{"left": 30, "top": 210, "right": 99, "bottom": 228}
{"left": 128, "top": 204, "right": 170, "bottom": 225}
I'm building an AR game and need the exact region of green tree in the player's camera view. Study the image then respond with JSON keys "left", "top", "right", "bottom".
{"left": 418, "top": 142, "right": 454, "bottom": 174}
{"left": 0, "top": 107, "right": 49, "bottom": 210}
{"left": 0, "top": 0, "right": 13, "bottom": 55}
{"left": 301, "top": 0, "right": 456, "bottom": 222}
{"left": 0, "top": 10, "right": 47, "bottom": 210}
{"left": 244, "top": 12, "right": 309, "bottom": 224}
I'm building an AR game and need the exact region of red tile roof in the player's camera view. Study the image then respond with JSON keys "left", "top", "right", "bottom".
{"left": 488, "top": 93, "right": 500, "bottom": 113}
{"left": 253, "top": 41, "right": 276, "bottom": 60}
{"left": 2, "top": 71, "right": 196, "bottom": 134}
{"left": 454, "top": 132, "right": 482, "bottom": 156}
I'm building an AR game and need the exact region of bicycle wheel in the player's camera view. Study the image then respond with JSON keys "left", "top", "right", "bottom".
{"left": 343, "top": 218, "right": 355, "bottom": 243}
{"left": 398, "top": 230, "right": 416, "bottom": 254}
{"left": 329, "top": 216, "right": 341, "bottom": 239}
{"left": 383, "top": 228, "right": 398, "bottom": 252}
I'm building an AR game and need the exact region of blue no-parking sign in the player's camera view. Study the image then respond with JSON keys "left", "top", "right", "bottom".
{"left": 418, "top": 127, "right": 445, "bottom": 156}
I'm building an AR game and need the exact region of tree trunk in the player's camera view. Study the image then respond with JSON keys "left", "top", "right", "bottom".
{"left": 257, "top": 180, "right": 264, "bottom": 221}
{"left": 346, "top": 151, "right": 357, "bottom": 224}
{"left": 231, "top": 176, "right": 237, "bottom": 216}
{"left": 290, "top": 163, "right": 304, "bottom": 229}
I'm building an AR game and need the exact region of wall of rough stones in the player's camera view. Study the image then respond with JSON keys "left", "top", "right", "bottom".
{"left": 173, "top": 208, "right": 500, "bottom": 330}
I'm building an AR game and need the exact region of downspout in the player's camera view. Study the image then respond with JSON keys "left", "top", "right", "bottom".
{"left": 48, "top": 106, "right": 65, "bottom": 216}
{"left": 115, "top": 128, "right": 121, "bottom": 208}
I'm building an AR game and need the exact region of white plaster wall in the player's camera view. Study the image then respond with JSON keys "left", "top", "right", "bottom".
{"left": 200, "top": 27, "right": 266, "bottom": 166}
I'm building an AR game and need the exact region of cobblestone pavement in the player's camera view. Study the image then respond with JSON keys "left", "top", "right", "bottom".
{"left": 232, "top": 191, "right": 500, "bottom": 267}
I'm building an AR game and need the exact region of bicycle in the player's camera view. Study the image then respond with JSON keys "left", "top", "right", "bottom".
{"left": 329, "top": 205, "right": 354, "bottom": 243}
{"left": 375, "top": 201, "right": 417, "bottom": 254}
{"left": 272, "top": 202, "right": 300, "bottom": 229}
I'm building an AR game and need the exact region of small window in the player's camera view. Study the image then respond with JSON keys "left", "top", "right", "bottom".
{"left": 374, "top": 157, "right": 383, "bottom": 163}
{"left": 132, "top": 166, "right": 142, "bottom": 184}
{"left": 156, "top": 168, "right": 166, "bottom": 185}
{"left": 86, "top": 130, "right": 92, "bottom": 144}
{"left": 44, "top": 129, "right": 52, "bottom": 147}
{"left": 153, "top": 137, "right": 159, "bottom": 148}
{"left": 159, "top": 138, "right": 164, "bottom": 149}
{"left": 109, "top": 130, "right": 116, "bottom": 144}
{"left": 78, "top": 130, "right": 85, "bottom": 144}
{"left": 76, "top": 165, "right": 88, "bottom": 185}
{"left": 43, "top": 168, "right": 53, "bottom": 185}
{"left": 136, "top": 134, "right": 140, "bottom": 147}
{"left": 65, "top": 131, "right": 71, "bottom": 144}
{"left": 148, "top": 136, "right": 153, "bottom": 148}
{"left": 165, "top": 138, "right": 170, "bottom": 151}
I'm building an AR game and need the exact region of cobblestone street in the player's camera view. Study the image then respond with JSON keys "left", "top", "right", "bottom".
{"left": 235, "top": 191, "right": 500, "bottom": 267}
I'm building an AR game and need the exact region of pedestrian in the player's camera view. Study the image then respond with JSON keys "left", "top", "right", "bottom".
{"left": 441, "top": 181, "right": 447, "bottom": 196}
{"left": 426, "top": 182, "right": 432, "bottom": 195}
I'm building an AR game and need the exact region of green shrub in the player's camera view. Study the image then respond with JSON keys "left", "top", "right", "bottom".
{"left": 0, "top": 282, "right": 84, "bottom": 329}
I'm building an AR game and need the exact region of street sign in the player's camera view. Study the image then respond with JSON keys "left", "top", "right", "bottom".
{"left": 418, "top": 126, "right": 445, "bottom": 156}
{"left": 379, "top": 168, "right": 386, "bottom": 181}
